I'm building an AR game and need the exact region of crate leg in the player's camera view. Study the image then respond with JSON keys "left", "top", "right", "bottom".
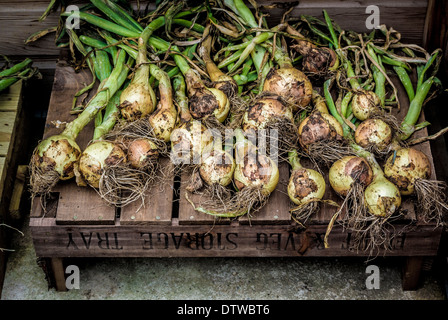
{"left": 50, "top": 258, "right": 67, "bottom": 292}
{"left": 402, "top": 257, "right": 423, "bottom": 291}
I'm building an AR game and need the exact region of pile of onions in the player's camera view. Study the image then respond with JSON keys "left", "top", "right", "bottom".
{"left": 187, "top": 128, "right": 279, "bottom": 218}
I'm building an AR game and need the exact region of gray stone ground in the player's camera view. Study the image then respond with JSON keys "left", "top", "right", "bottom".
{"left": 1, "top": 214, "right": 446, "bottom": 300}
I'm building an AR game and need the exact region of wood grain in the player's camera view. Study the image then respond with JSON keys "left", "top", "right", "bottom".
{"left": 0, "top": 0, "right": 429, "bottom": 57}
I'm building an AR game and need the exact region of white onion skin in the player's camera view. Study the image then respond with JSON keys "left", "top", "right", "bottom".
{"left": 170, "top": 120, "right": 214, "bottom": 164}
{"left": 288, "top": 167, "right": 326, "bottom": 205}
{"left": 33, "top": 134, "right": 81, "bottom": 180}
{"left": 351, "top": 90, "right": 381, "bottom": 121}
{"left": 199, "top": 149, "right": 235, "bottom": 187}
{"left": 383, "top": 148, "right": 431, "bottom": 196}
{"left": 233, "top": 140, "right": 279, "bottom": 195}
{"left": 78, "top": 141, "right": 127, "bottom": 188}
{"left": 329, "top": 156, "right": 373, "bottom": 197}
{"left": 262, "top": 67, "right": 313, "bottom": 112}
{"left": 354, "top": 118, "right": 393, "bottom": 151}
{"left": 364, "top": 177, "right": 402, "bottom": 217}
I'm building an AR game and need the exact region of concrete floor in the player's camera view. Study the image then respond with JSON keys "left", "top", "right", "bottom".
{"left": 1, "top": 213, "right": 446, "bottom": 300}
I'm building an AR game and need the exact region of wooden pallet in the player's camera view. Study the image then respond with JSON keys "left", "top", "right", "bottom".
{"left": 29, "top": 57, "right": 443, "bottom": 292}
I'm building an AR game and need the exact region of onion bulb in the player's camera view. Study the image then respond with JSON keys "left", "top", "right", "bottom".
{"left": 287, "top": 150, "right": 326, "bottom": 206}
{"left": 354, "top": 118, "right": 393, "bottom": 153}
{"left": 31, "top": 134, "right": 81, "bottom": 184}
{"left": 127, "top": 138, "right": 159, "bottom": 170}
{"left": 383, "top": 147, "right": 431, "bottom": 196}
{"left": 292, "top": 40, "right": 339, "bottom": 73}
{"left": 242, "top": 96, "right": 294, "bottom": 131}
{"left": 233, "top": 129, "right": 279, "bottom": 195}
{"left": 351, "top": 89, "right": 381, "bottom": 121}
{"left": 364, "top": 176, "right": 402, "bottom": 218}
{"left": 119, "top": 26, "right": 157, "bottom": 121}
{"left": 329, "top": 156, "right": 373, "bottom": 197}
{"left": 78, "top": 140, "right": 127, "bottom": 189}
{"left": 147, "top": 64, "right": 177, "bottom": 142}
{"left": 199, "top": 143, "right": 235, "bottom": 187}
{"left": 185, "top": 71, "right": 231, "bottom": 123}
{"left": 262, "top": 67, "right": 313, "bottom": 112}
{"left": 170, "top": 120, "right": 214, "bottom": 166}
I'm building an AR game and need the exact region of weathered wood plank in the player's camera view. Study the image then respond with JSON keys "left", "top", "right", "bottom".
{"left": 119, "top": 157, "right": 175, "bottom": 226}
{"left": 29, "top": 216, "right": 442, "bottom": 258}
{"left": 0, "top": 0, "right": 429, "bottom": 57}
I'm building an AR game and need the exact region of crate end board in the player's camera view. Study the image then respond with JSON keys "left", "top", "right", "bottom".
{"left": 29, "top": 217, "right": 443, "bottom": 259}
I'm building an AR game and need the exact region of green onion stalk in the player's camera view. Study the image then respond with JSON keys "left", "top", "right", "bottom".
{"left": 0, "top": 58, "right": 37, "bottom": 92}
{"left": 186, "top": 128, "right": 279, "bottom": 218}
{"left": 29, "top": 49, "right": 130, "bottom": 197}
{"left": 322, "top": 10, "right": 385, "bottom": 124}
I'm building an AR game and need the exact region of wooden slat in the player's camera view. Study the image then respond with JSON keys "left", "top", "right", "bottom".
{"left": 0, "top": 112, "right": 17, "bottom": 156}
{"left": 54, "top": 182, "right": 116, "bottom": 225}
{"left": 0, "top": 1, "right": 429, "bottom": 57}
{"left": 0, "top": 81, "right": 23, "bottom": 200}
{"left": 119, "top": 157, "right": 175, "bottom": 226}
{"left": 29, "top": 217, "right": 442, "bottom": 258}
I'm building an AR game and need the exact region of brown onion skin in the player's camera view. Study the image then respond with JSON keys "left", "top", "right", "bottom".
{"left": 262, "top": 67, "right": 313, "bottom": 112}
{"left": 297, "top": 112, "right": 344, "bottom": 148}
{"left": 127, "top": 138, "right": 159, "bottom": 169}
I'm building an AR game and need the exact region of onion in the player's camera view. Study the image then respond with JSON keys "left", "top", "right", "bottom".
{"left": 287, "top": 156, "right": 326, "bottom": 206}
{"left": 185, "top": 72, "right": 231, "bottom": 123}
{"left": 291, "top": 39, "right": 339, "bottom": 73}
{"left": 78, "top": 140, "right": 126, "bottom": 189}
{"left": 329, "top": 156, "right": 373, "bottom": 197}
{"left": 199, "top": 144, "right": 235, "bottom": 187}
{"left": 351, "top": 89, "right": 381, "bottom": 121}
{"left": 383, "top": 147, "right": 433, "bottom": 196}
{"left": 233, "top": 129, "right": 279, "bottom": 195}
{"left": 262, "top": 67, "right": 313, "bottom": 112}
{"left": 297, "top": 91, "right": 350, "bottom": 166}
{"left": 364, "top": 176, "right": 402, "bottom": 218}
{"left": 242, "top": 96, "right": 293, "bottom": 131}
{"left": 147, "top": 64, "right": 177, "bottom": 142}
{"left": 31, "top": 134, "right": 81, "bottom": 183}
{"left": 127, "top": 138, "right": 159, "bottom": 170}
{"left": 354, "top": 118, "right": 393, "bottom": 153}
{"left": 119, "top": 25, "right": 157, "bottom": 121}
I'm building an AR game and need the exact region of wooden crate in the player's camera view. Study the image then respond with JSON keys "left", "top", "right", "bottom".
{"left": 0, "top": 80, "right": 24, "bottom": 296}
{"left": 29, "top": 49, "right": 443, "bottom": 291}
